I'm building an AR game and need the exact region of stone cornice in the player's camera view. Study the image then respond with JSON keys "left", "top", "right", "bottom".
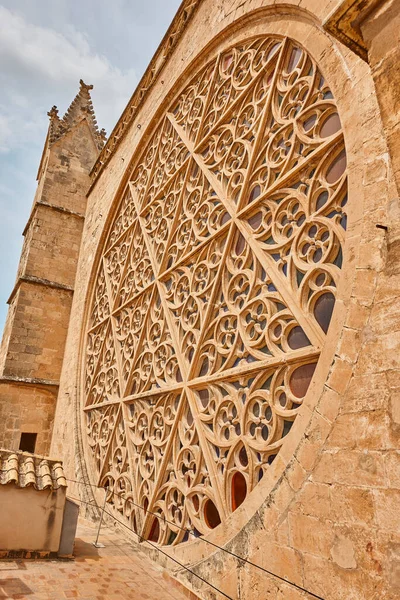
{"left": 323, "top": 0, "right": 382, "bottom": 61}
{"left": 88, "top": 0, "right": 202, "bottom": 190}
{"left": 0, "top": 375, "right": 59, "bottom": 389}
{"left": 23, "top": 201, "right": 85, "bottom": 237}
{"left": 7, "top": 275, "right": 74, "bottom": 305}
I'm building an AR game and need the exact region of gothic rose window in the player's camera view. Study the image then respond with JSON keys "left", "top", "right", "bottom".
{"left": 83, "top": 36, "right": 347, "bottom": 545}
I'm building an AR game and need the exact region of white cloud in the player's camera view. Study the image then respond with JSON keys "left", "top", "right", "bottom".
{"left": 0, "top": 112, "right": 13, "bottom": 153}
{"left": 0, "top": 3, "right": 139, "bottom": 330}
{"left": 0, "top": 5, "right": 137, "bottom": 151}
{"left": 0, "top": 0, "right": 181, "bottom": 332}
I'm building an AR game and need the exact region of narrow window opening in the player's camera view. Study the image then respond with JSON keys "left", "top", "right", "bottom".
{"left": 19, "top": 432, "right": 37, "bottom": 454}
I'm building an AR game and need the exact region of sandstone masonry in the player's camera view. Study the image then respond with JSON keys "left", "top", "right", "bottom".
{"left": 1, "top": 2, "right": 399, "bottom": 599}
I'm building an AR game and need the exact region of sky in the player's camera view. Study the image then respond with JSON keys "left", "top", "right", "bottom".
{"left": 0, "top": 0, "right": 181, "bottom": 332}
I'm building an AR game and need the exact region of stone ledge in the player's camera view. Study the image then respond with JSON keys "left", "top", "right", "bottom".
{"left": 7, "top": 275, "right": 74, "bottom": 304}
{"left": 0, "top": 375, "right": 59, "bottom": 389}
{"left": 23, "top": 201, "right": 85, "bottom": 236}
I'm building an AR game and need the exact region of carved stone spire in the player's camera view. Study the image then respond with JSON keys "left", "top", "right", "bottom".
{"left": 47, "top": 80, "right": 106, "bottom": 151}
{"left": 47, "top": 105, "right": 64, "bottom": 144}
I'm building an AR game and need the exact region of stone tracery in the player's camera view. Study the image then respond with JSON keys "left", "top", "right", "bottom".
{"left": 83, "top": 36, "right": 347, "bottom": 545}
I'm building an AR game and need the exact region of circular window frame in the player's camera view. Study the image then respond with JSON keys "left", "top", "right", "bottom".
{"left": 78, "top": 8, "right": 366, "bottom": 566}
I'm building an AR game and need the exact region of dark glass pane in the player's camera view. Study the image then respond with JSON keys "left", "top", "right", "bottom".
{"left": 314, "top": 292, "right": 335, "bottom": 333}
{"left": 231, "top": 472, "right": 247, "bottom": 511}
{"left": 287, "top": 326, "right": 310, "bottom": 349}
{"left": 198, "top": 389, "right": 209, "bottom": 408}
{"left": 148, "top": 517, "right": 160, "bottom": 542}
{"left": 288, "top": 47, "right": 302, "bottom": 72}
{"left": 289, "top": 363, "right": 317, "bottom": 398}
{"left": 248, "top": 212, "right": 262, "bottom": 230}
{"left": 282, "top": 420, "right": 293, "bottom": 437}
{"left": 239, "top": 446, "right": 248, "bottom": 467}
{"left": 167, "top": 530, "right": 177, "bottom": 545}
{"left": 316, "top": 191, "right": 329, "bottom": 210}
{"left": 249, "top": 185, "right": 261, "bottom": 203}
{"left": 192, "top": 494, "right": 200, "bottom": 512}
{"left": 326, "top": 150, "right": 346, "bottom": 184}
{"left": 320, "top": 113, "right": 341, "bottom": 137}
{"left": 313, "top": 247, "right": 323, "bottom": 262}
{"left": 204, "top": 499, "right": 221, "bottom": 529}
{"left": 186, "top": 409, "right": 193, "bottom": 426}
{"left": 235, "top": 233, "right": 246, "bottom": 255}
{"left": 199, "top": 358, "right": 209, "bottom": 376}
{"left": 221, "top": 211, "right": 231, "bottom": 225}
{"left": 304, "top": 115, "right": 317, "bottom": 132}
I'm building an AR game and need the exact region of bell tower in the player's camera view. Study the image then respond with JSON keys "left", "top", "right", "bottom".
{"left": 0, "top": 80, "right": 105, "bottom": 455}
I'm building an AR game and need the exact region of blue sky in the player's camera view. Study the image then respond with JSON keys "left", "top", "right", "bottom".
{"left": 0, "top": 0, "right": 181, "bottom": 332}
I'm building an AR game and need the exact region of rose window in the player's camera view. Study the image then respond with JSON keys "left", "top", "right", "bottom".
{"left": 84, "top": 36, "right": 347, "bottom": 546}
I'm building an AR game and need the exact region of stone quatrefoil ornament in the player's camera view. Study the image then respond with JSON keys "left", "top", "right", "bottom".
{"left": 84, "top": 35, "right": 347, "bottom": 546}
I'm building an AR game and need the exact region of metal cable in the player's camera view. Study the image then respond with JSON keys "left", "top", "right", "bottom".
{"left": 67, "top": 494, "right": 233, "bottom": 600}
{"left": 66, "top": 477, "right": 325, "bottom": 600}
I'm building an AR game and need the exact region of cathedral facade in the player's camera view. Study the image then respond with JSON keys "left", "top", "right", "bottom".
{"left": 0, "top": 1, "right": 399, "bottom": 598}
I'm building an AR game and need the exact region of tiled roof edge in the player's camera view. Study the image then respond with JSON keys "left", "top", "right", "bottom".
{"left": 0, "top": 448, "right": 67, "bottom": 491}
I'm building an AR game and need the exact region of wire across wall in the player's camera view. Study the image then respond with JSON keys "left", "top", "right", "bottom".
{"left": 67, "top": 492, "right": 233, "bottom": 600}
{"left": 66, "top": 477, "right": 325, "bottom": 600}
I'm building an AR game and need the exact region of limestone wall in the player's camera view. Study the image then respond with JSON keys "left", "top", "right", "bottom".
{"left": 16, "top": 204, "right": 84, "bottom": 289}
{"left": 51, "top": 1, "right": 400, "bottom": 598}
{"left": 1, "top": 284, "right": 73, "bottom": 382}
{"left": 0, "top": 382, "right": 56, "bottom": 454}
{"left": 0, "top": 113, "right": 98, "bottom": 455}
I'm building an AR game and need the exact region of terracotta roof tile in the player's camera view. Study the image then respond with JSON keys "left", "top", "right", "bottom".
{"left": 0, "top": 448, "right": 67, "bottom": 491}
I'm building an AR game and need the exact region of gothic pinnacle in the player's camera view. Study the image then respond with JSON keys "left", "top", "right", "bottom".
{"left": 47, "top": 106, "right": 59, "bottom": 119}
{"left": 79, "top": 79, "right": 94, "bottom": 92}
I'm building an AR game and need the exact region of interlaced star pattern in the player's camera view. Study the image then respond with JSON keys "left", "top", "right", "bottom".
{"left": 83, "top": 36, "right": 347, "bottom": 546}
